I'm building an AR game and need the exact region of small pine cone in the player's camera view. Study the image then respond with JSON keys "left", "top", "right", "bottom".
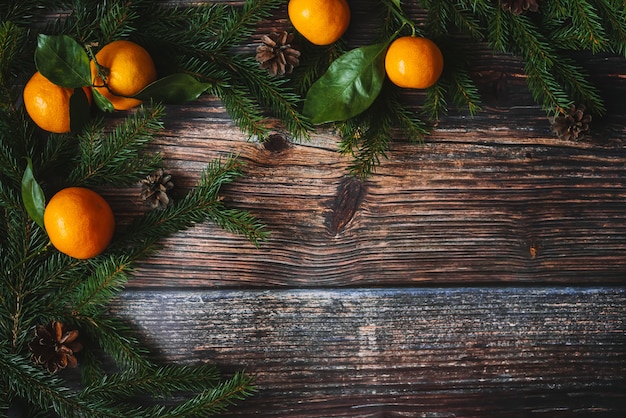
{"left": 256, "top": 31, "right": 300, "bottom": 77}
{"left": 28, "top": 320, "right": 83, "bottom": 373}
{"left": 141, "top": 168, "right": 174, "bottom": 210}
{"left": 551, "top": 104, "right": 592, "bottom": 141}
{"left": 500, "top": 0, "right": 539, "bottom": 14}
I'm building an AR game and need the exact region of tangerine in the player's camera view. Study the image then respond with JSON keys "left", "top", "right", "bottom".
{"left": 90, "top": 40, "right": 157, "bottom": 110}
{"left": 23, "top": 71, "right": 91, "bottom": 133}
{"left": 44, "top": 187, "right": 115, "bottom": 259}
{"left": 384, "top": 36, "right": 444, "bottom": 89}
{"left": 288, "top": 0, "right": 350, "bottom": 46}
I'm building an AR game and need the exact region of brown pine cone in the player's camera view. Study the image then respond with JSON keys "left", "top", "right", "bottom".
{"left": 141, "top": 168, "right": 174, "bottom": 210}
{"left": 28, "top": 320, "right": 83, "bottom": 373}
{"left": 256, "top": 31, "right": 300, "bottom": 77}
{"left": 500, "top": 0, "right": 539, "bottom": 14}
{"left": 551, "top": 104, "right": 592, "bottom": 141}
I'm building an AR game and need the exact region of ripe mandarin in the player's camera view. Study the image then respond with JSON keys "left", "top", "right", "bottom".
{"left": 23, "top": 71, "right": 91, "bottom": 133}
{"left": 90, "top": 40, "right": 157, "bottom": 110}
{"left": 384, "top": 36, "right": 444, "bottom": 89}
{"left": 44, "top": 187, "right": 115, "bottom": 259}
{"left": 288, "top": 0, "right": 350, "bottom": 46}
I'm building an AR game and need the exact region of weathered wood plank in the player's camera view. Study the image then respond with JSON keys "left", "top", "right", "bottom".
{"left": 102, "top": 93, "right": 626, "bottom": 288}
{"left": 109, "top": 287, "right": 626, "bottom": 416}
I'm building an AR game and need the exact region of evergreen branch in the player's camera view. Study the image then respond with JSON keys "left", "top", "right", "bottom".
{"left": 210, "top": 83, "right": 272, "bottom": 139}
{"left": 422, "top": 81, "right": 448, "bottom": 121}
{"left": 116, "top": 156, "right": 268, "bottom": 248}
{"left": 75, "top": 314, "right": 153, "bottom": 372}
{"left": 524, "top": 59, "right": 572, "bottom": 114}
{"left": 343, "top": 105, "right": 393, "bottom": 179}
{"left": 552, "top": 56, "right": 606, "bottom": 115}
{"left": 64, "top": 255, "right": 133, "bottom": 316}
{"left": 593, "top": 0, "right": 626, "bottom": 57}
{"left": 97, "top": 0, "right": 139, "bottom": 44}
{"left": 486, "top": 5, "right": 509, "bottom": 53}
{"left": 224, "top": 55, "right": 311, "bottom": 140}
{"left": 423, "top": 0, "right": 451, "bottom": 37}
{"left": 160, "top": 371, "right": 257, "bottom": 418}
{"left": 1, "top": 351, "right": 123, "bottom": 418}
{"left": 0, "top": 21, "right": 27, "bottom": 112}
{"left": 212, "top": 0, "right": 283, "bottom": 48}
{"left": 390, "top": 97, "right": 430, "bottom": 143}
{"left": 508, "top": 14, "right": 572, "bottom": 113}
{"left": 81, "top": 364, "right": 221, "bottom": 401}
{"left": 570, "top": 0, "right": 608, "bottom": 53}
{"left": 450, "top": 68, "right": 482, "bottom": 115}
{"left": 447, "top": 3, "right": 485, "bottom": 41}
{"left": 68, "top": 104, "right": 165, "bottom": 187}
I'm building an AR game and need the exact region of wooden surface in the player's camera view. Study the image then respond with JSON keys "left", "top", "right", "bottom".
{"left": 100, "top": 3, "right": 626, "bottom": 416}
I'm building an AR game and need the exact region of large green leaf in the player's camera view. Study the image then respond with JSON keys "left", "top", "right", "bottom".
{"left": 303, "top": 43, "right": 388, "bottom": 124}
{"left": 21, "top": 158, "right": 46, "bottom": 229}
{"left": 35, "top": 34, "right": 91, "bottom": 88}
{"left": 133, "top": 73, "right": 212, "bottom": 103}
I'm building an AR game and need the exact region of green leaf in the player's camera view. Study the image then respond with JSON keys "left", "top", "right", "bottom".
{"left": 92, "top": 88, "right": 115, "bottom": 112}
{"left": 70, "top": 87, "right": 91, "bottom": 132}
{"left": 21, "top": 158, "right": 45, "bottom": 229}
{"left": 133, "top": 73, "right": 212, "bottom": 103}
{"left": 303, "top": 43, "right": 388, "bottom": 124}
{"left": 35, "top": 34, "right": 91, "bottom": 88}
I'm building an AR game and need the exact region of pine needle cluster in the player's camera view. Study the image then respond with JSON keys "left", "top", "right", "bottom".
{"left": 1, "top": 3, "right": 270, "bottom": 415}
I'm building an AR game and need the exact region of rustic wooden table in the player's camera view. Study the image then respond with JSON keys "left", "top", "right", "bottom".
{"left": 102, "top": 3, "right": 626, "bottom": 417}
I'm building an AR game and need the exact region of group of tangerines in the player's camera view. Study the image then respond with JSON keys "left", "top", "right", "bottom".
{"left": 23, "top": 0, "right": 442, "bottom": 261}
{"left": 289, "top": 0, "right": 444, "bottom": 88}
{"left": 23, "top": 40, "right": 154, "bottom": 260}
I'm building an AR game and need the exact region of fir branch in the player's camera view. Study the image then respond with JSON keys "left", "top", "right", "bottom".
{"left": 63, "top": 255, "right": 132, "bottom": 317}
{"left": 1, "top": 351, "right": 122, "bottom": 418}
{"left": 96, "top": 0, "right": 139, "bottom": 44}
{"left": 593, "top": 0, "right": 626, "bottom": 57}
{"left": 75, "top": 314, "right": 153, "bottom": 372}
{"left": 341, "top": 107, "right": 392, "bottom": 179}
{"left": 160, "top": 371, "right": 257, "bottom": 418}
{"left": 422, "top": 81, "right": 448, "bottom": 121}
{"left": 224, "top": 55, "right": 312, "bottom": 140}
{"left": 486, "top": 4, "right": 509, "bottom": 53}
{"left": 450, "top": 68, "right": 482, "bottom": 115}
{"left": 68, "top": 104, "right": 165, "bottom": 187}
{"left": 209, "top": 83, "right": 272, "bottom": 139}
{"left": 524, "top": 59, "right": 572, "bottom": 114}
{"left": 570, "top": 0, "right": 608, "bottom": 53}
{"left": 81, "top": 364, "right": 221, "bottom": 401}
{"left": 116, "top": 156, "right": 268, "bottom": 248}
{"left": 508, "top": 14, "right": 573, "bottom": 113}
{"left": 552, "top": 56, "right": 606, "bottom": 115}
{"left": 447, "top": 3, "right": 485, "bottom": 41}
{"left": 423, "top": 0, "right": 451, "bottom": 37}
{"left": 210, "top": 0, "right": 283, "bottom": 49}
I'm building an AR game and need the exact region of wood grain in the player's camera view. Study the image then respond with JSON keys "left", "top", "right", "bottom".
{"left": 109, "top": 287, "right": 626, "bottom": 417}
{"left": 102, "top": 93, "right": 626, "bottom": 288}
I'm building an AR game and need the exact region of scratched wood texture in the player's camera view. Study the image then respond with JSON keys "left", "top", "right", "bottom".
{"left": 95, "top": 1, "right": 626, "bottom": 416}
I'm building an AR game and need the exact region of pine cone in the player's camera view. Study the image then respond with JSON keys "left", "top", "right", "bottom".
{"left": 500, "top": 0, "right": 539, "bottom": 14}
{"left": 551, "top": 104, "right": 592, "bottom": 141}
{"left": 28, "top": 320, "right": 83, "bottom": 373}
{"left": 141, "top": 168, "right": 174, "bottom": 210}
{"left": 256, "top": 31, "right": 300, "bottom": 77}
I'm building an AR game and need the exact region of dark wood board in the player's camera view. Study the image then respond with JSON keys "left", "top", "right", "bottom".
{"left": 110, "top": 287, "right": 626, "bottom": 417}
